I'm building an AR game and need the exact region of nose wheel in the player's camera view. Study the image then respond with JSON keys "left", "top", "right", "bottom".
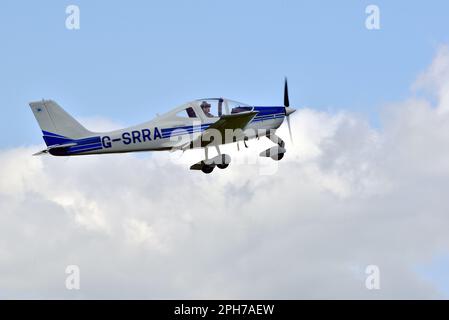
{"left": 260, "top": 132, "right": 287, "bottom": 161}
{"left": 273, "top": 152, "right": 284, "bottom": 161}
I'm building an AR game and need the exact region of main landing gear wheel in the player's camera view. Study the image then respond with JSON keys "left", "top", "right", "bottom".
{"left": 190, "top": 147, "right": 231, "bottom": 173}
{"left": 201, "top": 164, "right": 215, "bottom": 174}
{"left": 217, "top": 163, "right": 229, "bottom": 169}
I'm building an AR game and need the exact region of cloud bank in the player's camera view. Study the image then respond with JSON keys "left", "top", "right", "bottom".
{"left": 2, "top": 47, "right": 449, "bottom": 299}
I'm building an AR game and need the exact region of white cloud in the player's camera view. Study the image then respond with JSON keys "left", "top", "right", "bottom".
{"left": 2, "top": 47, "right": 449, "bottom": 299}
{"left": 414, "top": 45, "right": 449, "bottom": 113}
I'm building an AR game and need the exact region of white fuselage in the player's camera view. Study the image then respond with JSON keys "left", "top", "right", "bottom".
{"left": 76, "top": 114, "right": 284, "bottom": 155}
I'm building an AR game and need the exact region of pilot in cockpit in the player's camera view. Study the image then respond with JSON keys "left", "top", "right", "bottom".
{"left": 200, "top": 101, "right": 214, "bottom": 117}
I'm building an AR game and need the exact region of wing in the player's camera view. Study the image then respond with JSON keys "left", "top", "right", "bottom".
{"left": 179, "top": 111, "right": 258, "bottom": 150}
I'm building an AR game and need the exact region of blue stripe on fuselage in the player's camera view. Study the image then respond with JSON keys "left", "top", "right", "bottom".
{"left": 67, "top": 143, "right": 103, "bottom": 154}
{"left": 42, "top": 130, "right": 66, "bottom": 138}
{"left": 251, "top": 106, "right": 285, "bottom": 123}
{"left": 161, "top": 124, "right": 210, "bottom": 138}
{"left": 43, "top": 135, "right": 73, "bottom": 146}
{"left": 253, "top": 106, "right": 285, "bottom": 116}
{"left": 252, "top": 115, "right": 284, "bottom": 123}
{"left": 41, "top": 131, "right": 103, "bottom": 154}
{"left": 43, "top": 134, "right": 101, "bottom": 147}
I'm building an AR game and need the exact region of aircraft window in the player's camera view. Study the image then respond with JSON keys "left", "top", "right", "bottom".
{"left": 177, "top": 107, "right": 197, "bottom": 118}
{"left": 231, "top": 106, "right": 253, "bottom": 114}
{"left": 225, "top": 100, "right": 252, "bottom": 114}
{"left": 186, "top": 107, "right": 197, "bottom": 118}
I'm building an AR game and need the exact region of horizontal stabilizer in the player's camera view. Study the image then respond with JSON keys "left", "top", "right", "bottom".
{"left": 32, "top": 143, "right": 77, "bottom": 156}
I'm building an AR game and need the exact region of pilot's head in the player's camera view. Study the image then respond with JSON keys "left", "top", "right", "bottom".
{"left": 201, "top": 101, "right": 211, "bottom": 113}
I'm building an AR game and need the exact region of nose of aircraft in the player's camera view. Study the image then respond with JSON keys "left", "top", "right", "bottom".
{"left": 285, "top": 106, "right": 296, "bottom": 116}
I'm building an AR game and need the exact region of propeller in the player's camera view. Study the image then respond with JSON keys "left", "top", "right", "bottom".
{"left": 284, "top": 77, "right": 290, "bottom": 108}
{"left": 283, "top": 78, "right": 296, "bottom": 143}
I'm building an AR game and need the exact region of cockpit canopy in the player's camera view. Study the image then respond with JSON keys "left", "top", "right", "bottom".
{"left": 172, "top": 98, "right": 253, "bottom": 119}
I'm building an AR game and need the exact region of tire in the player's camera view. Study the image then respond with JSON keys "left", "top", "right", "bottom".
{"left": 201, "top": 164, "right": 214, "bottom": 174}
{"left": 217, "top": 163, "right": 229, "bottom": 170}
{"left": 271, "top": 153, "right": 284, "bottom": 161}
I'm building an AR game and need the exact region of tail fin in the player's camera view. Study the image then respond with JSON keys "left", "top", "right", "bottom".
{"left": 29, "top": 100, "right": 93, "bottom": 146}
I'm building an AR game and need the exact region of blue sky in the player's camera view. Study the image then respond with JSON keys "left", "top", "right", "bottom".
{"left": 417, "top": 254, "right": 449, "bottom": 298}
{"left": 1, "top": 1, "right": 449, "bottom": 147}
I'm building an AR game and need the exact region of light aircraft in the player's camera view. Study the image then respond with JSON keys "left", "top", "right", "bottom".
{"left": 29, "top": 79, "right": 296, "bottom": 174}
